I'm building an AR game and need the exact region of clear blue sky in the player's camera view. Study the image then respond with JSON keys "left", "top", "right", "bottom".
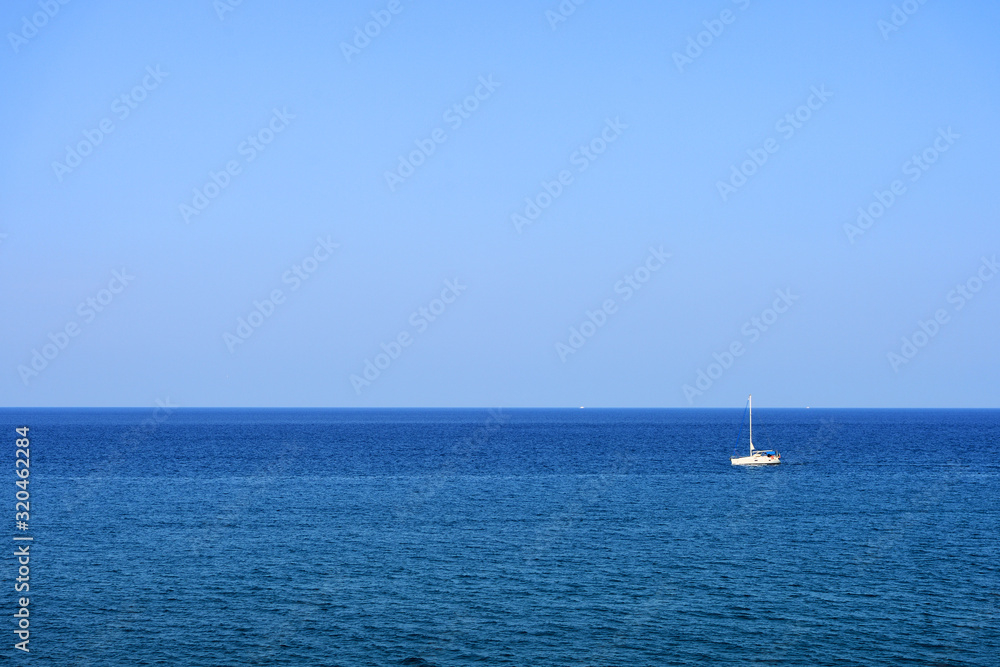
{"left": 2, "top": 0, "right": 997, "bottom": 408}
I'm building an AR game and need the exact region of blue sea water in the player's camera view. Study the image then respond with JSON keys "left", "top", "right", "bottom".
{"left": 4, "top": 408, "right": 999, "bottom": 666}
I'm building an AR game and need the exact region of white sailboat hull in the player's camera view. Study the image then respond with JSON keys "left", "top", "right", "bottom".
{"left": 731, "top": 453, "right": 780, "bottom": 465}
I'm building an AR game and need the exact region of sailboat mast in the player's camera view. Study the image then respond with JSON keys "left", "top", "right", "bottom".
{"left": 749, "top": 394, "right": 753, "bottom": 452}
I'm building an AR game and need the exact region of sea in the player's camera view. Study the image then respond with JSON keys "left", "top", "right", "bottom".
{"left": 4, "top": 408, "right": 998, "bottom": 666}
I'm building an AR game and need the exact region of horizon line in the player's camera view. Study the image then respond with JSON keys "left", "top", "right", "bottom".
{"left": 2, "top": 406, "right": 998, "bottom": 410}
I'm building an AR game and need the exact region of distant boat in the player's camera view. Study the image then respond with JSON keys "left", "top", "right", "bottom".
{"left": 731, "top": 394, "right": 780, "bottom": 465}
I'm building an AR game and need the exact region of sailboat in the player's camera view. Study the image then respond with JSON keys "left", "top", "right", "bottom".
{"left": 731, "top": 394, "right": 781, "bottom": 465}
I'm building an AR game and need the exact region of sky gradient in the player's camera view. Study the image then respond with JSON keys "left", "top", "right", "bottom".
{"left": 2, "top": 0, "right": 998, "bottom": 408}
